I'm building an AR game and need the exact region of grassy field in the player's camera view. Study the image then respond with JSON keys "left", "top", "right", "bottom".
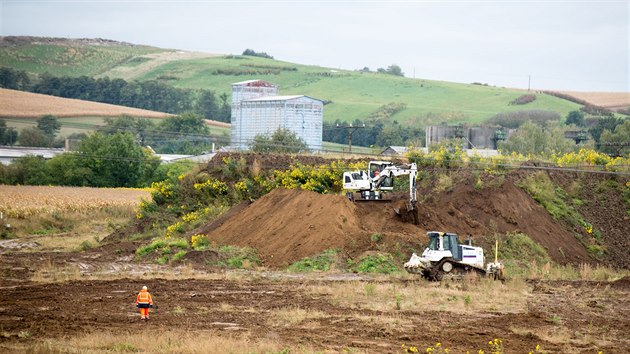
{"left": 0, "top": 39, "right": 166, "bottom": 76}
{"left": 2, "top": 116, "right": 229, "bottom": 138}
{"left": 0, "top": 37, "right": 583, "bottom": 126}
{"left": 131, "top": 55, "right": 581, "bottom": 123}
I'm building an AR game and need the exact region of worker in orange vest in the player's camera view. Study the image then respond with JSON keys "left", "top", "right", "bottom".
{"left": 136, "top": 285, "right": 153, "bottom": 320}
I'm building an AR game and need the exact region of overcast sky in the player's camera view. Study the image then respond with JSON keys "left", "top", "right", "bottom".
{"left": 1, "top": 0, "right": 628, "bottom": 92}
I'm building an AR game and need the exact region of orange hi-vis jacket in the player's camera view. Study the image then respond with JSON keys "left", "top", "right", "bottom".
{"left": 136, "top": 289, "right": 153, "bottom": 308}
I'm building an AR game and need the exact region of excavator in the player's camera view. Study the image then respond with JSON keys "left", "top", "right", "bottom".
{"left": 404, "top": 231, "right": 504, "bottom": 281}
{"left": 343, "top": 161, "right": 419, "bottom": 224}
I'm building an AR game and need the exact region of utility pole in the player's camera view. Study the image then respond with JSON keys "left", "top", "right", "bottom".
{"left": 336, "top": 123, "right": 366, "bottom": 153}
{"left": 528, "top": 74, "right": 531, "bottom": 91}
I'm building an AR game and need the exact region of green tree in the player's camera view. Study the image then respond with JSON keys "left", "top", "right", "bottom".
{"left": 46, "top": 153, "right": 94, "bottom": 186}
{"left": 386, "top": 64, "right": 404, "bottom": 77}
{"left": 4, "top": 156, "right": 50, "bottom": 185}
{"left": 195, "top": 90, "right": 218, "bottom": 120}
{"left": 0, "top": 120, "right": 19, "bottom": 145}
{"left": 565, "top": 111, "right": 585, "bottom": 127}
{"left": 498, "top": 121, "right": 576, "bottom": 156}
{"left": 589, "top": 116, "right": 622, "bottom": 144}
{"left": 250, "top": 128, "right": 309, "bottom": 153}
{"left": 218, "top": 92, "right": 231, "bottom": 123}
{"left": 599, "top": 119, "right": 630, "bottom": 156}
{"left": 99, "top": 115, "right": 156, "bottom": 146}
{"left": 153, "top": 112, "right": 212, "bottom": 154}
{"left": 36, "top": 115, "right": 61, "bottom": 140}
{"left": 78, "top": 132, "right": 160, "bottom": 187}
{"left": 18, "top": 127, "right": 50, "bottom": 147}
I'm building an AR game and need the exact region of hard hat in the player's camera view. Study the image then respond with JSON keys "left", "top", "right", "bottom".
{"left": 142, "top": 286, "right": 147, "bottom": 290}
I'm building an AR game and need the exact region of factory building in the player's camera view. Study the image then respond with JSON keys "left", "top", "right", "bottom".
{"left": 425, "top": 125, "right": 514, "bottom": 150}
{"left": 230, "top": 80, "right": 323, "bottom": 151}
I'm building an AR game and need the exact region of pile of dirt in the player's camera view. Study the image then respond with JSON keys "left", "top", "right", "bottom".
{"left": 417, "top": 177, "right": 591, "bottom": 264}
{"left": 551, "top": 173, "right": 630, "bottom": 269}
{"left": 204, "top": 188, "right": 421, "bottom": 267}
{"left": 201, "top": 173, "right": 599, "bottom": 268}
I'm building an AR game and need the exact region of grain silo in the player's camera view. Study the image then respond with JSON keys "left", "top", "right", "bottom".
{"left": 230, "top": 80, "right": 323, "bottom": 151}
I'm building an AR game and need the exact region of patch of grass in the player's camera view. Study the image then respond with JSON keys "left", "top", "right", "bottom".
{"left": 18, "top": 330, "right": 284, "bottom": 353}
{"left": 136, "top": 238, "right": 188, "bottom": 264}
{"left": 495, "top": 232, "right": 552, "bottom": 279}
{"left": 348, "top": 253, "right": 399, "bottom": 274}
{"left": 214, "top": 245, "right": 260, "bottom": 269}
{"left": 586, "top": 244, "right": 606, "bottom": 258}
{"left": 306, "top": 276, "right": 530, "bottom": 314}
{"left": 547, "top": 315, "right": 562, "bottom": 325}
{"left": 435, "top": 174, "right": 453, "bottom": 192}
{"left": 18, "top": 330, "right": 32, "bottom": 339}
{"left": 110, "top": 342, "right": 140, "bottom": 352}
{"left": 268, "top": 306, "right": 325, "bottom": 326}
{"left": 288, "top": 249, "right": 339, "bottom": 272}
{"left": 370, "top": 233, "right": 384, "bottom": 243}
{"left": 78, "top": 240, "right": 93, "bottom": 251}
{"left": 172, "top": 250, "right": 187, "bottom": 262}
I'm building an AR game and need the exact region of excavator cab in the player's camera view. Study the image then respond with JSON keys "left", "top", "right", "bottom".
{"left": 368, "top": 161, "right": 394, "bottom": 189}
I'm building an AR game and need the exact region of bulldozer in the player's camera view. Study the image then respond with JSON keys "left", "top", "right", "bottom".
{"left": 343, "top": 161, "right": 418, "bottom": 224}
{"left": 404, "top": 231, "right": 504, "bottom": 281}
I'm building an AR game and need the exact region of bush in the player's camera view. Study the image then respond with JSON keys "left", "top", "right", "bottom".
{"left": 349, "top": 253, "right": 399, "bottom": 274}
{"left": 486, "top": 110, "right": 560, "bottom": 129}
{"left": 215, "top": 245, "right": 260, "bottom": 269}
{"left": 510, "top": 94, "right": 536, "bottom": 105}
{"left": 288, "top": 249, "right": 339, "bottom": 272}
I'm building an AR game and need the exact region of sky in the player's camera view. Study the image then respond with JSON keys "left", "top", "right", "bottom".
{"left": 1, "top": 0, "right": 628, "bottom": 92}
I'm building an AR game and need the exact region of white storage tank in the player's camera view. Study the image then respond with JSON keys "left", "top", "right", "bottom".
{"left": 230, "top": 80, "right": 323, "bottom": 151}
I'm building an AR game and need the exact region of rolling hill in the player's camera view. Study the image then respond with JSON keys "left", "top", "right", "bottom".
{"left": 0, "top": 36, "right": 587, "bottom": 125}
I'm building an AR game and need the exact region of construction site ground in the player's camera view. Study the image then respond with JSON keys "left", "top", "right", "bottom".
{"left": 1, "top": 153, "right": 629, "bottom": 352}
{"left": 1, "top": 249, "right": 629, "bottom": 353}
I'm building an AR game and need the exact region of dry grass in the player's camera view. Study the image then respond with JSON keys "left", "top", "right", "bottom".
{"left": 521, "top": 261, "right": 628, "bottom": 281}
{"left": 0, "top": 185, "right": 150, "bottom": 219}
{"left": 510, "top": 325, "right": 616, "bottom": 349}
{"left": 268, "top": 306, "right": 326, "bottom": 326}
{"left": 302, "top": 277, "right": 531, "bottom": 314}
{"left": 20, "top": 330, "right": 285, "bottom": 354}
{"left": 558, "top": 91, "right": 630, "bottom": 109}
{"left": 0, "top": 87, "right": 171, "bottom": 118}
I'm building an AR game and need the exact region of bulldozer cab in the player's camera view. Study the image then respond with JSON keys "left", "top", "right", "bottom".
{"left": 426, "top": 232, "right": 462, "bottom": 261}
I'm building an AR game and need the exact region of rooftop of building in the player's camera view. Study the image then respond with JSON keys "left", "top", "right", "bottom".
{"left": 231, "top": 79, "right": 278, "bottom": 87}
{"left": 243, "top": 95, "right": 323, "bottom": 103}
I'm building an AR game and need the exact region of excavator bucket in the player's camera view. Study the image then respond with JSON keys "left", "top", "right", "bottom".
{"left": 393, "top": 200, "right": 419, "bottom": 225}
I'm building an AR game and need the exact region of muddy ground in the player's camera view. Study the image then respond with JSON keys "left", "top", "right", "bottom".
{"left": 1, "top": 250, "right": 629, "bottom": 353}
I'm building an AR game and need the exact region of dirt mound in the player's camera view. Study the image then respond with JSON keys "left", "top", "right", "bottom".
{"left": 418, "top": 177, "right": 591, "bottom": 264}
{"left": 204, "top": 188, "right": 421, "bottom": 267}
{"left": 553, "top": 173, "right": 630, "bottom": 269}
{"left": 202, "top": 172, "right": 597, "bottom": 268}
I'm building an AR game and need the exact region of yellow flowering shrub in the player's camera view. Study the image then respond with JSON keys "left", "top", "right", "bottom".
{"left": 193, "top": 179, "right": 229, "bottom": 196}
{"left": 191, "top": 234, "right": 209, "bottom": 250}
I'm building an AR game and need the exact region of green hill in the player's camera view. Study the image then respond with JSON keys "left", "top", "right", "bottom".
{"left": 0, "top": 36, "right": 581, "bottom": 124}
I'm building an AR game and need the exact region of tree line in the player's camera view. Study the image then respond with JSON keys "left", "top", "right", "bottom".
{"left": 324, "top": 102, "right": 424, "bottom": 148}
{"left": 0, "top": 113, "right": 224, "bottom": 155}
{"left": 0, "top": 67, "right": 231, "bottom": 122}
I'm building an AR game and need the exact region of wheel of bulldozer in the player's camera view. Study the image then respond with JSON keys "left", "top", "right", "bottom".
{"left": 442, "top": 261, "right": 453, "bottom": 273}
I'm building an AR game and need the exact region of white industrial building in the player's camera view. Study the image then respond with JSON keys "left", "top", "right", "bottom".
{"left": 230, "top": 80, "right": 323, "bottom": 151}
